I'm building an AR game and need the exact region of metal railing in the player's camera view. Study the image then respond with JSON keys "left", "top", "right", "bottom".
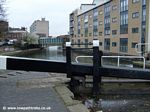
{"left": 102, "top": 56, "right": 146, "bottom": 69}
{"left": 75, "top": 55, "right": 146, "bottom": 69}
{"left": 135, "top": 43, "right": 150, "bottom": 54}
{"left": 75, "top": 56, "right": 93, "bottom": 63}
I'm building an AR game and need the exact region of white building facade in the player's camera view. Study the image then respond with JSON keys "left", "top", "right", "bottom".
{"left": 30, "top": 18, "right": 49, "bottom": 37}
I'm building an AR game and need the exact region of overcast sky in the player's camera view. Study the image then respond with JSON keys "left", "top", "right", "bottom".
{"left": 6, "top": 0, "right": 93, "bottom": 36}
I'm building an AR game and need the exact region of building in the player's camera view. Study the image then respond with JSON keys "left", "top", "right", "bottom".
{"left": 57, "top": 35, "right": 70, "bottom": 47}
{"left": 7, "top": 27, "right": 27, "bottom": 42}
{"left": 0, "top": 20, "right": 8, "bottom": 40}
{"left": 70, "top": 0, "right": 150, "bottom": 56}
{"left": 30, "top": 18, "right": 49, "bottom": 37}
{"left": 38, "top": 37, "right": 63, "bottom": 47}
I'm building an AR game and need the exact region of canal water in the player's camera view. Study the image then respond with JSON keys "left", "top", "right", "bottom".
{"left": 18, "top": 46, "right": 93, "bottom": 64}
{"left": 18, "top": 46, "right": 150, "bottom": 112}
{"left": 19, "top": 46, "right": 66, "bottom": 61}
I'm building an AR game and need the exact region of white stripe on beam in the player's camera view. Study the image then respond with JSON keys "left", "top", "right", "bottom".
{"left": 0, "top": 56, "right": 9, "bottom": 70}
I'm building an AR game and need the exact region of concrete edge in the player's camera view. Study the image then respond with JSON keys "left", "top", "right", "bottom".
{"left": 54, "top": 85, "right": 90, "bottom": 112}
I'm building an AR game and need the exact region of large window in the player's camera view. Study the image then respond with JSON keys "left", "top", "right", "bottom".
{"left": 77, "top": 17, "right": 81, "bottom": 36}
{"left": 142, "top": 8, "right": 146, "bottom": 22}
{"left": 93, "top": 9, "right": 98, "bottom": 37}
{"left": 120, "top": 0, "right": 128, "bottom": 12}
{"left": 120, "top": 0, "right": 128, "bottom": 34}
{"left": 104, "top": 3, "right": 111, "bottom": 35}
{"left": 85, "top": 39, "right": 88, "bottom": 48}
{"left": 84, "top": 14, "right": 88, "bottom": 37}
{"left": 120, "top": 38, "right": 128, "bottom": 52}
{"left": 104, "top": 38, "right": 110, "bottom": 51}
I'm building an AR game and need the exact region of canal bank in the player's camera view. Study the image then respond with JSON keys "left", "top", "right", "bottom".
{"left": 0, "top": 48, "right": 41, "bottom": 56}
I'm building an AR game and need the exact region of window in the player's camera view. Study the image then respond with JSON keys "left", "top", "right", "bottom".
{"left": 120, "top": 0, "right": 128, "bottom": 12}
{"left": 99, "top": 32, "right": 103, "bottom": 36}
{"left": 99, "top": 42, "right": 103, "bottom": 46}
{"left": 93, "top": 8, "right": 98, "bottom": 20}
{"left": 132, "top": 12, "right": 139, "bottom": 18}
{"left": 142, "top": 8, "right": 146, "bottom": 21}
{"left": 93, "top": 20, "right": 98, "bottom": 36}
{"left": 85, "top": 39, "right": 88, "bottom": 48}
{"left": 105, "top": 3, "right": 111, "bottom": 35}
{"left": 120, "top": 0, "right": 128, "bottom": 34}
{"left": 132, "top": 42, "right": 137, "bottom": 48}
{"left": 104, "top": 38, "right": 110, "bottom": 50}
{"left": 78, "top": 39, "right": 80, "bottom": 47}
{"left": 84, "top": 13, "right": 88, "bottom": 22}
{"left": 72, "top": 40, "right": 74, "bottom": 44}
{"left": 89, "top": 33, "right": 92, "bottom": 36}
{"left": 77, "top": 17, "right": 81, "bottom": 36}
{"left": 120, "top": 12, "right": 128, "bottom": 25}
{"left": 112, "top": 5, "right": 117, "bottom": 10}
{"left": 112, "top": 30, "right": 117, "bottom": 35}
{"left": 112, "top": 17, "right": 117, "bottom": 23}
{"left": 120, "top": 38, "right": 128, "bottom": 52}
{"left": 99, "top": 21, "right": 103, "bottom": 25}
{"left": 132, "top": 0, "right": 139, "bottom": 3}
{"left": 132, "top": 27, "right": 139, "bottom": 33}
{"left": 105, "top": 29, "right": 110, "bottom": 35}
{"left": 112, "top": 42, "right": 117, "bottom": 47}
{"left": 99, "top": 11, "right": 103, "bottom": 15}
{"left": 142, "top": 0, "right": 146, "bottom": 5}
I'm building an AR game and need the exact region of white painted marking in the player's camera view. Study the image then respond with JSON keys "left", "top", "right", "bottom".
{"left": 66, "top": 42, "right": 71, "bottom": 47}
{"left": 93, "top": 40, "right": 99, "bottom": 47}
{"left": 0, "top": 56, "right": 9, "bottom": 70}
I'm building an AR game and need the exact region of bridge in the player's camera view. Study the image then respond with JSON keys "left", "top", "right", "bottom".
{"left": 0, "top": 40, "right": 150, "bottom": 95}
{"left": 38, "top": 37, "right": 66, "bottom": 47}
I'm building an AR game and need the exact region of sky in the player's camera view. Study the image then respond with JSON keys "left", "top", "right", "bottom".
{"left": 6, "top": 0, "right": 93, "bottom": 36}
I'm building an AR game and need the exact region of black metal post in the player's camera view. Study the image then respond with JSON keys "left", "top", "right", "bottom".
{"left": 66, "top": 42, "right": 72, "bottom": 78}
{"left": 93, "top": 40, "right": 101, "bottom": 96}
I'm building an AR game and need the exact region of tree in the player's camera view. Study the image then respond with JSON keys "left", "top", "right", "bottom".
{"left": 23, "top": 33, "right": 39, "bottom": 45}
{"left": 0, "top": 0, "right": 6, "bottom": 20}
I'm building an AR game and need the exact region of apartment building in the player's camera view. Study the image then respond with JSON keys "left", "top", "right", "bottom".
{"left": 30, "top": 18, "right": 49, "bottom": 37}
{"left": 70, "top": 0, "right": 150, "bottom": 56}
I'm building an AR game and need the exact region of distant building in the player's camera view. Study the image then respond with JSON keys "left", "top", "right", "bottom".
{"left": 0, "top": 20, "right": 8, "bottom": 40}
{"left": 70, "top": 0, "right": 150, "bottom": 56}
{"left": 30, "top": 18, "right": 49, "bottom": 37}
{"left": 7, "top": 27, "right": 27, "bottom": 42}
{"left": 57, "top": 35, "right": 70, "bottom": 47}
{"left": 39, "top": 37, "right": 63, "bottom": 47}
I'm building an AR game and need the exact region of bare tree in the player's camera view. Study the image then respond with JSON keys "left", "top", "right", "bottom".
{"left": 0, "top": 0, "right": 6, "bottom": 20}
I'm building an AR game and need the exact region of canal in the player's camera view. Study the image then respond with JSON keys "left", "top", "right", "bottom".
{"left": 18, "top": 46, "right": 66, "bottom": 61}
{"left": 16, "top": 46, "right": 150, "bottom": 112}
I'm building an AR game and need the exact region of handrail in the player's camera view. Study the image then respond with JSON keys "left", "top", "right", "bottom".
{"left": 75, "top": 56, "right": 93, "bottom": 63}
{"left": 102, "top": 56, "right": 146, "bottom": 69}
{"left": 135, "top": 43, "right": 150, "bottom": 54}
{"left": 75, "top": 55, "right": 146, "bottom": 69}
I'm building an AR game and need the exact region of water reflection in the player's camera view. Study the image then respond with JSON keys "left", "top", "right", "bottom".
{"left": 19, "top": 46, "right": 66, "bottom": 61}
